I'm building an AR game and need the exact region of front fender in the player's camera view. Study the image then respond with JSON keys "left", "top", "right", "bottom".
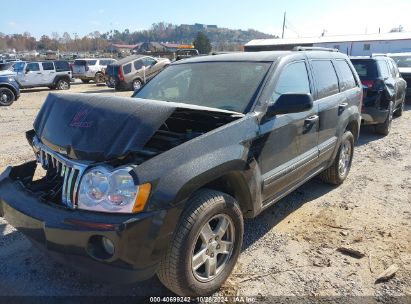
{"left": 132, "top": 115, "right": 260, "bottom": 212}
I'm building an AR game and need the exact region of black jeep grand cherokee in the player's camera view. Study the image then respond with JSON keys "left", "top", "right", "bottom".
{"left": 0, "top": 50, "right": 362, "bottom": 296}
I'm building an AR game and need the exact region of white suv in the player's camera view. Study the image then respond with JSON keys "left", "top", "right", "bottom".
{"left": 13, "top": 61, "right": 72, "bottom": 90}
{"left": 72, "top": 58, "right": 116, "bottom": 83}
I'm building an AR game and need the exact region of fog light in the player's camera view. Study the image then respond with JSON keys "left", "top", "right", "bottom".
{"left": 102, "top": 237, "right": 115, "bottom": 256}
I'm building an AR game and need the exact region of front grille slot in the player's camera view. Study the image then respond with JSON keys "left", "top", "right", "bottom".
{"left": 33, "top": 139, "right": 88, "bottom": 209}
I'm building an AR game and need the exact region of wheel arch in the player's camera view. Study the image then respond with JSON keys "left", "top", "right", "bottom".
{"left": 0, "top": 83, "right": 18, "bottom": 97}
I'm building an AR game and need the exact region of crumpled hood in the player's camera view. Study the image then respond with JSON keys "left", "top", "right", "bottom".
{"left": 34, "top": 93, "right": 177, "bottom": 161}
{"left": 33, "top": 93, "right": 240, "bottom": 161}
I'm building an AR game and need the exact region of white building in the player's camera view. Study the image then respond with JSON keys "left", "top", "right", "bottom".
{"left": 245, "top": 32, "right": 411, "bottom": 56}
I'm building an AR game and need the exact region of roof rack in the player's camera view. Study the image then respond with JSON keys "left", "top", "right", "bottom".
{"left": 371, "top": 53, "right": 387, "bottom": 58}
{"left": 292, "top": 46, "right": 339, "bottom": 52}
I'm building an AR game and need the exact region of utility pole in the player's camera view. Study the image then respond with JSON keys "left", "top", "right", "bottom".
{"left": 282, "top": 11, "right": 286, "bottom": 39}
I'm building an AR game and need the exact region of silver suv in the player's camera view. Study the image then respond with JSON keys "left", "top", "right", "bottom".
{"left": 13, "top": 61, "right": 71, "bottom": 90}
{"left": 72, "top": 58, "right": 116, "bottom": 84}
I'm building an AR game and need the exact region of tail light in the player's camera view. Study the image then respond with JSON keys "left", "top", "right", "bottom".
{"left": 361, "top": 80, "right": 374, "bottom": 89}
{"left": 119, "top": 68, "right": 124, "bottom": 81}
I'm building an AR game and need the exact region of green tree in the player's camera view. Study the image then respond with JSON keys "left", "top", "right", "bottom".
{"left": 193, "top": 32, "right": 212, "bottom": 54}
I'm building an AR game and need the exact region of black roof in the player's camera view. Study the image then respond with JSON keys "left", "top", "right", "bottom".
{"left": 174, "top": 50, "right": 349, "bottom": 64}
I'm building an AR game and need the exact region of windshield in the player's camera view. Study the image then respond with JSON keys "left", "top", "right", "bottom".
{"left": 389, "top": 56, "right": 411, "bottom": 68}
{"left": 134, "top": 61, "right": 271, "bottom": 113}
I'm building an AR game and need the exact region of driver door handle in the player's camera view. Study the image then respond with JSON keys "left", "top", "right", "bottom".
{"left": 305, "top": 115, "right": 319, "bottom": 123}
{"left": 303, "top": 115, "right": 319, "bottom": 133}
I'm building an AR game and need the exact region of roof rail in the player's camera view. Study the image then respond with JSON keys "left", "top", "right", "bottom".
{"left": 371, "top": 53, "right": 387, "bottom": 58}
{"left": 292, "top": 46, "right": 339, "bottom": 52}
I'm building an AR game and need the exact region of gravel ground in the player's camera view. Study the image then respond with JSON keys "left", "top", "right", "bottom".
{"left": 0, "top": 83, "right": 410, "bottom": 300}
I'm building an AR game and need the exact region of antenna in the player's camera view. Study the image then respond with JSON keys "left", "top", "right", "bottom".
{"left": 282, "top": 12, "right": 286, "bottom": 39}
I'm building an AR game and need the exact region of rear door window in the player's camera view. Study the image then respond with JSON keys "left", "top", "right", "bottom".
{"left": 377, "top": 60, "right": 390, "bottom": 78}
{"left": 123, "top": 63, "right": 132, "bottom": 74}
{"left": 335, "top": 60, "right": 357, "bottom": 91}
{"left": 42, "top": 62, "right": 54, "bottom": 71}
{"left": 311, "top": 60, "right": 339, "bottom": 99}
{"left": 271, "top": 61, "right": 311, "bottom": 102}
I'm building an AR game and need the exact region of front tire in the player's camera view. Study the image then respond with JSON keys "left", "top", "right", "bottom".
{"left": 157, "top": 189, "right": 243, "bottom": 296}
{"left": 319, "top": 131, "right": 354, "bottom": 185}
{"left": 0, "top": 87, "right": 15, "bottom": 106}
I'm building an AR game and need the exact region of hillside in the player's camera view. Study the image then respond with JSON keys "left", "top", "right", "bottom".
{"left": 102, "top": 22, "right": 277, "bottom": 48}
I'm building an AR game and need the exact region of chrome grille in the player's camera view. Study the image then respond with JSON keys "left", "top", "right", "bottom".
{"left": 33, "top": 137, "right": 88, "bottom": 209}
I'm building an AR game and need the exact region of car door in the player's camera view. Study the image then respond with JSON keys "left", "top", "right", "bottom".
{"left": 21, "top": 62, "right": 42, "bottom": 86}
{"left": 41, "top": 62, "right": 55, "bottom": 85}
{"left": 387, "top": 58, "right": 406, "bottom": 104}
{"left": 133, "top": 59, "right": 145, "bottom": 81}
{"left": 377, "top": 59, "right": 397, "bottom": 104}
{"left": 258, "top": 60, "right": 319, "bottom": 203}
{"left": 142, "top": 57, "right": 158, "bottom": 79}
{"left": 310, "top": 59, "right": 345, "bottom": 164}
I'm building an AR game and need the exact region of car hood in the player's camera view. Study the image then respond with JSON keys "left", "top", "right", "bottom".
{"left": 33, "top": 93, "right": 242, "bottom": 161}
{"left": 0, "top": 70, "right": 15, "bottom": 77}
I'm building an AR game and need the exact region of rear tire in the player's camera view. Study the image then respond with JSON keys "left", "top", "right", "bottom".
{"left": 157, "top": 189, "right": 243, "bottom": 296}
{"left": 0, "top": 87, "right": 15, "bottom": 106}
{"left": 94, "top": 73, "right": 105, "bottom": 84}
{"left": 132, "top": 79, "right": 143, "bottom": 91}
{"left": 375, "top": 101, "right": 393, "bottom": 135}
{"left": 319, "top": 131, "right": 354, "bottom": 185}
{"left": 56, "top": 79, "right": 70, "bottom": 90}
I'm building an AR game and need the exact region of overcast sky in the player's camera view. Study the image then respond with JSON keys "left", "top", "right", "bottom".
{"left": 2, "top": 0, "right": 411, "bottom": 39}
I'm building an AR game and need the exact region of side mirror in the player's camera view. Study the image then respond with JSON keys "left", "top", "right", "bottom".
{"left": 25, "top": 67, "right": 30, "bottom": 74}
{"left": 266, "top": 93, "right": 313, "bottom": 117}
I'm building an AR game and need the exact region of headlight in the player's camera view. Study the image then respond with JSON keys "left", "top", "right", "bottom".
{"left": 78, "top": 166, "right": 151, "bottom": 213}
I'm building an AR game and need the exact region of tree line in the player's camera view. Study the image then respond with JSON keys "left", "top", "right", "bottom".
{"left": 0, "top": 22, "right": 275, "bottom": 52}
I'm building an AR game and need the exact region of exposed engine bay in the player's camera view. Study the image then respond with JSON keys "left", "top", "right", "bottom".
{"left": 18, "top": 93, "right": 243, "bottom": 207}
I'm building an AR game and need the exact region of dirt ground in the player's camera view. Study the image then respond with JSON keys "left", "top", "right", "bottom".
{"left": 0, "top": 83, "right": 410, "bottom": 301}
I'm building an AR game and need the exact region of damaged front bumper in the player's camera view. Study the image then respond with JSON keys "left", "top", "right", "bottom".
{"left": 0, "top": 162, "right": 174, "bottom": 283}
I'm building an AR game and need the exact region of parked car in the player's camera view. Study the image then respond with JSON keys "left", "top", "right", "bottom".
{"left": 105, "top": 55, "right": 170, "bottom": 91}
{"left": 387, "top": 52, "right": 411, "bottom": 98}
{"left": 13, "top": 61, "right": 72, "bottom": 90}
{"left": 0, "top": 75, "right": 20, "bottom": 106}
{"left": 0, "top": 49, "right": 362, "bottom": 296}
{"left": 175, "top": 48, "right": 199, "bottom": 61}
{"left": 351, "top": 56, "right": 406, "bottom": 135}
{"left": 0, "top": 62, "right": 15, "bottom": 77}
{"left": 72, "top": 58, "right": 116, "bottom": 84}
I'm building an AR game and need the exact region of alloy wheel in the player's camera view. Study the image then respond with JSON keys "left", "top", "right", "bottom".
{"left": 191, "top": 214, "right": 235, "bottom": 282}
{"left": 338, "top": 140, "right": 352, "bottom": 177}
